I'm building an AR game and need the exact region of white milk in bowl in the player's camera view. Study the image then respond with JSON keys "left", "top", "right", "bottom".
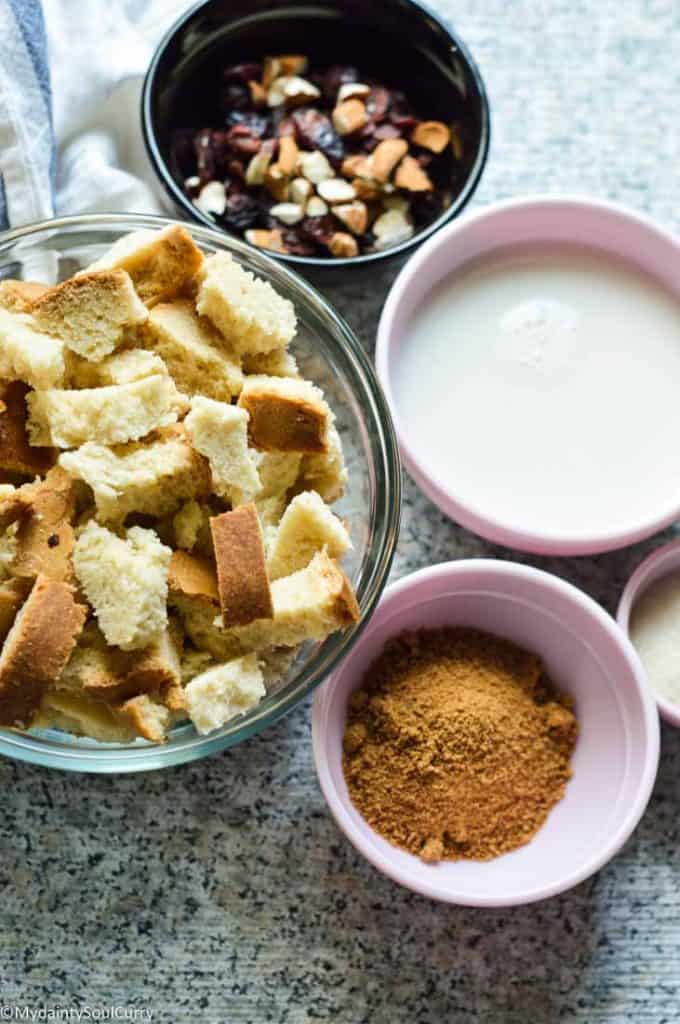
{"left": 395, "top": 243, "right": 680, "bottom": 544}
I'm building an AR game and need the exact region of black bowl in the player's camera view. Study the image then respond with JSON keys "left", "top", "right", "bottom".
{"left": 141, "top": 0, "right": 490, "bottom": 272}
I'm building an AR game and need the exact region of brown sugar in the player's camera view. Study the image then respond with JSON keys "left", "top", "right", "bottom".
{"left": 342, "top": 628, "right": 577, "bottom": 862}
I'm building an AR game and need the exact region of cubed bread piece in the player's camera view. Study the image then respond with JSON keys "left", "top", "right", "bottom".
{"left": 242, "top": 348, "right": 299, "bottom": 378}
{"left": 185, "top": 396, "right": 260, "bottom": 502}
{"left": 34, "top": 691, "right": 136, "bottom": 743}
{"left": 147, "top": 300, "right": 243, "bottom": 401}
{"left": 59, "top": 429, "right": 211, "bottom": 522}
{"left": 238, "top": 375, "right": 330, "bottom": 453}
{"left": 11, "top": 469, "right": 78, "bottom": 583}
{"left": 168, "top": 549, "right": 219, "bottom": 608}
{"left": 84, "top": 624, "right": 182, "bottom": 703}
{"left": 0, "top": 308, "right": 65, "bottom": 388}
{"left": 0, "top": 381, "right": 55, "bottom": 476}
{"left": 185, "top": 653, "right": 265, "bottom": 735}
{"left": 196, "top": 251, "right": 296, "bottom": 355}
{"left": 267, "top": 490, "right": 351, "bottom": 580}
{"left": 67, "top": 348, "right": 169, "bottom": 388}
{"left": 31, "top": 269, "right": 148, "bottom": 361}
{"left": 210, "top": 505, "right": 273, "bottom": 627}
{"left": 82, "top": 225, "right": 203, "bottom": 307}
{"left": 180, "top": 647, "right": 215, "bottom": 684}
{"left": 297, "top": 422, "right": 348, "bottom": 503}
{"left": 115, "top": 693, "right": 171, "bottom": 742}
{"left": 73, "top": 521, "right": 172, "bottom": 650}
{"left": 172, "top": 499, "right": 214, "bottom": 554}
{"left": 27, "top": 375, "right": 188, "bottom": 449}
{"left": 0, "top": 579, "right": 31, "bottom": 644}
{"left": 229, "top": 450, "right": 301, "bottom": 512}
{"left": 0, "top": 575, "right": 86, "bottom": 727}
{"left": 0, "top": 280, "right": 49, "bottom": 313}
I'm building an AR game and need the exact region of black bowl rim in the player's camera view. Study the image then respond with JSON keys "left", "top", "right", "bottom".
{"left": 141, "top": 0, "right": 491, "bottom": 270}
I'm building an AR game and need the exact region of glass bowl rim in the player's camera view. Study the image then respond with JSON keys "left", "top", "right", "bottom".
{"left": 0, "top": 211, "right": 401, "bottom": 772}
{"left": 140, "top": 0, "right": 491, "bottom": 269}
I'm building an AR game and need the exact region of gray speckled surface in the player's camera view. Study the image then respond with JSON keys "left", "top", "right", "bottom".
{"left": 4, "top": 1, "right": 680, "bottom": 1020}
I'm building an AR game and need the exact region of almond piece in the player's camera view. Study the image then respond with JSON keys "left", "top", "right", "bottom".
{"left": 278, "top": 135, "right": 299, "bottom": 176}
{"left": 248, "top": 80, "right": 267, "bottom": 107}
{"left": 262, "top": 57, "right": 283, "bottom": 90}
{"left": 306, "top": 196, "right": 329, "bottom": 217}
{"left": 317, "top": 178, "right": 356, "bottom": 204}
{"left": 328, "top": 233, "right": 359, "bottom": 258}
{"left": 337, "top": 82, "right": 371, "bottom": 103}
{"left": 332, "top": 99, "right": 369, "bottom": 136}
{"left": 341, "top": 154, "right": 371, "bottom": 179}
{"left": 297, "top": 150, "right": 334, "bottom": 185}
{"left": 245, "top": 143, "right": 274, "bottom": 186}
{"left": 283, "top": 76, "right": 321, "bottom": 106}
{"left": 279, "top": 55, "right": 308, "bottom": 77}
{"left": 372, "top": 208, "right": 414, "bottom": 249}
{"left": 394, "top": 155, "right": 433, "bottom": 192}
{"left": 411, "top": 120, "right": 451, "bottom": 154}
{"left": 245, "top": 229, "right": 288, "bottom": 254}
{"left": 352, "top": 177, "right": 381, "bottom": 201}
{"left": 332, "top": 201, "right": 368, "bottom": 235}
{"left": 289, "top": 177, "right": 313, "bottom": 205}
{"left": 270, "top": 202, "right": 305, "bottom": 226}
{"left": 195, "top": 181, "right": 226, "bottom": 216}
{"left": 371, "top": 139, "right": 408, "bottom": 183}
{"left": 264, "top": 163, "right": 290, "bottom": 201}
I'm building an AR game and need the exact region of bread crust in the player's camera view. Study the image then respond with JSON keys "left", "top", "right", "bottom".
{"left": 168, "top": 549, "right": 219, "bottom": 606}
{"left": 210, "top": 504, "right": 273, "bottom": 627}
{"left": 0, "top": 280, "right": 49, "bottom": 313}
{"left": 238, "top": 378, "right": 329, "bottom": 453}
{"left": 0, "top": 381, "right": 56, "bottom": 476}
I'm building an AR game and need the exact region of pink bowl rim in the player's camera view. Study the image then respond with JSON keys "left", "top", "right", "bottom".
{"left": 617, "top": 537, "right": 680, "bottom": 727}
{"left": 312, "top": 559, "right": 660, "bottom": 906}
{"left": 375, "top": 194, "right": 680, "bottom": 556}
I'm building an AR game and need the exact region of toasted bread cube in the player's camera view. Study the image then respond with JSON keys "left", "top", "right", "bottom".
{"left": 210, "top": 505, "right": 273, "bottom": 627}
{"left": 34, "top": 691, "right": 137, "bottom": 743}
{"left": 0, "top": 579, "right": 31, "bottom": 644}
{"left": 0, "top": 309, "right": 65, "bottom": 388}
{"left": 185, "top": 396, "right": 260, "bottom": 502}
{"left": 0, "top": 381, "right": 55, "bottom": 476}
{"left": 73, "top": 522, "right": 171, "bottom": 650}
{"left": 0, "top": 280, "right": 50, "bottom": 313}
{"left": 0, "top": 575, "right": 86, "bottom": 727}
{"left": 267, "top": 490, "right": 351, "bottom": 580}
{"left": 168, "top": 549, "right": 220, "bottom": 608}
{"left": 27, "top": 375, "right": 188, "bottom": 449}
{"left": 180, "top": 647, "right": 215, "bottom": 684}
{"left": 297, "top": 422, "right": 347, "bottom": 503}
{"left": 185, "top": 653, "right": 265, "bottom": 735}
{"left": 238, "top": 374, "right": 330, "bottom": 453}
{"left": 67, "top": 348, "right": 170, "bottom": 388}
{"left": 83, "top": 225, "right": 203, "bottom": 307}
{"left": 172, "top": 499, "right": 208, "bottom": 551}
{"left": 59, "top": 429, "right": 211, "bottom": 522}
{"left": 83, "top": 625, "right": 182, "bottom": 703}
{"left": 115, "top": 693, "right": 171, "bottom": 743}
{"left": 196, "top": 252, "right": 296, "bottom": 355}
{"left": 31, "top": 269, "right": 148, "bottom": 361}
{"left": 242, "top": 348, "right": 299, "bottom": 378}
{"left": 147, "top": 300, "right": 243, "bottom": 402}
{"left": 10, "top": 469, "right": 78, "bottom": 583}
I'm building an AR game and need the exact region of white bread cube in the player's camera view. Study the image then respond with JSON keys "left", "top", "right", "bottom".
{"left": 0, "top": 280, "right": 49, "bottom": 313}
{"left": 298, "top": 422, "right": 347, "bottom": 503}
{"left": 83, "top": 225, "right": 204, "bottom": 307}
{"left": 185, "top": 396, "right": 260, "bottom": 502}
{"left": 196, "top": 252, "right": 296, "bottom": 355}
{"left": 180, "top": 647, "right": 215, "bottom": 684}
{"left": 238, "top": 374, "right": 330, "bottom": 452}
{"left": 27, "top": 375, "right": 188, "bottom": 449}
{"left": 31, "top": 269, "right": 148, "bottom": 361}
{"left": 267, "top": 490, "right": 351, "bottom": 580}
{"left": 115, "top": 693, "right": 172, "bottom": 742}
{"left": 173, "top": 499, "right": 208, "bottom": 551}
{"left": 185, "top": 653, "right": 265, "bottom": 734}
{"left": 35, "top": 690, "right": 137, "bottom": 743}
{"left": 59, "top": 429, "right": 211, "bottom": 522}
{"left": 0, "top": 308, "right": 65, "bottom": 388}
{"left": 68, "top": 348, "right": 169, "bottom": 388}
{"left": 147, "top": 300, "right": 243, "bottom": 402}
{"left": 73, "top": 521, "right": 172, "bottom": 650}
{"left": 242, "top": 348, "right": 299, "bottom": 378}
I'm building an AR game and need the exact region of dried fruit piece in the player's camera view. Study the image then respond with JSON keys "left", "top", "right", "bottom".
{"left": 223, "top": 193, "right": 261, "bottom": 230}
{"left": 300, "top": 214, "right": 335, "bottom": 246}
{"left": 370, "top": 138, "right": 408, "bottom": 182}
{"left": 269, "top": 202, "right": 305, "bottom": 226}
{"left": 332, "top": 99, "right": 369, "bottom": 136}
{"left": 411, "top": 120, "right": 451, "bottom": 154}
{"left": 195, "top": 181, "right": 227, "bottom": 216}
{"left": 332, "top": 201, "right": 368, "bottom": 235}
{"left": 321, "top": 65, "right": 359, "bottom": 103}
{"left": 365, "top": 86, "right": 390, "bottom": 122}
{"left": 328, "top": 232, "right": 358, "bottom": 258}
{"left": 292, "top": 109, "right": 344, "bottom": 165}
{"left": 297, "top": 150, "right": 334, "bottom": 185}
{"left": 317, "top": 179, "right": 356, "bottom": 204}
{"left": 394, "top": 155, "right": 433, "bottom": 192}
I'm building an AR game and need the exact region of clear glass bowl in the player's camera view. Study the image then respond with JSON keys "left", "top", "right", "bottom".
{"left": 0, "top": 214, "right": 400, "bottom": 771}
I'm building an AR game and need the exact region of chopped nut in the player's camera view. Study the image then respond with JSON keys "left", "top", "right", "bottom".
{"left": 279, "top": 54, "right": 309, "bottom": 77}
{"left": 262, "top": 57, "right": 283, "bottom": 90}
{"left": 285, "top": 76, "right": 322, "bottom": 106}
{"left": 411, "top": 120, "right": 451, "bottom": 154}
{"left": 329, "top": 232, "right": 359, "bottom": 258}
{"left": 297, "top": 150, "right": 335, "bottom": 185}
{"left": 383, "top": 194, "right": 410, "bottom": 213}
{"left": 372, "top": 208, "right": 414, "bottom": 249}
{"left": 278, "top": 135, "right": 299, "bottom": 176}
{"left": 269, "top": 202, "right": 305, "bottom": 226}
{"left": 394, "top": 154, "right": 433, "bottom": 192}
{"left": 245, "top": 143, "right": 274, "bottom": 186}
{"left": 341, "top": 154, "right": 371, "bottom": 178}
{"left": 306, "top": 196, "right": 329, "bottom": 217}
{"left": 248, "top": 80, "right": 267, "bottom": 107}
{"left": 317, "top": 178, "right": 356, "bottom": 204}
{"left": 264, "top": 163, "right": 290, "bottom": 201}
{"left": 245, "top": 228, "right": 288, "bottom": 253}
{"left": 289, "top": 177, "right": 313, "bottom": 205}
{"left": 332, "top": 99, "right": 369, "bottom": 136}
{"left": 195, "top": 181, "right": 227, "bottom": 216}
{"left": 184, "top": 175, "right": 201, "bottom": 196}
{"left": 337, "top": 82, "right": 371, "bottom": 103}
{"left": 332, "top": 201, "right": 368, "bottom": 235}
{"left": 352, "top": 177, "right": 381, "bottom": 201}
{"left": 371, "top": 139, "right": 408, "bottom": 183}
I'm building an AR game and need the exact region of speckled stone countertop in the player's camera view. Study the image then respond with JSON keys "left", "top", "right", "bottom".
{"left": 4, "top": 1, "right": 680, "bottom": 1020}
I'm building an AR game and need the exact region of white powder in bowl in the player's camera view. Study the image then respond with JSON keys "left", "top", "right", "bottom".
{"left": 630, "top": 573, "right": 680, "bottom": 706}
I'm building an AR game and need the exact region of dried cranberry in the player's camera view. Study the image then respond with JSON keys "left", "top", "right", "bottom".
{"left": 223, "top": 193, "right": 262, "bottom": 231}
{"left": 300, "top": 214, "right": 336, "bottom": 247}
{"left": 220, "top": 81, "right": 250, "bottom": 112}
{"left": 411, "top": 192, "right": 442, "bottom": 226}
{"left": 292, "top": 109, "right": 344, "bottom": 166}
{"left": 224, "top": 110, "right": 270, "bottom": 138}
{"left": 225, "top": 124, "right": 261, "bottom": 156}
{"left": 365, "top": 87, "right": 390, "bottom": 122}
{"left": 223, "top": 62, "right": 262, "bottom": 83}
{"left": 415, "top": 151, "right": 433, "bottom": 168}
{"left": 390, "top": 112, "right": 417, "bottom": 132}
{"left": 226, "top": 158, "right": 246, "bottom": 181}
{"left": 276, "top": 117, "right": 296, "bottom": 138}
{"left": 321, "top": 65, "right": 359, "bottom": 103}
{"left": 282, "top": 229, "right": 317, "bottom": 256}
{"left": 373, "top": 123, "right": 402, "bottom": 142}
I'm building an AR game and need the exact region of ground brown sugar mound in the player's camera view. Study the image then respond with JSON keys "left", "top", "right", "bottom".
{"left": 342, "top": 628, "right": 578, "bottom": 863}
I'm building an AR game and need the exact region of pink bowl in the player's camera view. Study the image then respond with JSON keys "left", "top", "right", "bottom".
{"left": 312, "top": 560, "right": 659, "bottom": 906}
{"left": 376, "top": 196, "right": 680, "bottom": 555}
{"left": 617, "top": 538, "right": 680, "bottom": 728}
